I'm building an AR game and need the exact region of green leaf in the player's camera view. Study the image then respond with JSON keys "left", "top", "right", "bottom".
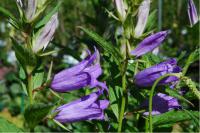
{"left": 53, "top": 119, "right": 71, "bottom": 131}
{"left": 145, "top": 10, "right": 157, "bottom": 31}
{"left": 0, "top": 117, "right": 23, "bottom": 132}
{"left": 35, "top": 1, "right": 62, "bottom": 28}
{"left": 33, "top": 69, "right": 44, "bottom": 89}
{"left": 183, "top": 48, "right": 199, "bottom": 75}
{"left": 165, "top": 87, "right": 194, "bottom": 106}
{"left": 47, "top": 61, "right": 53, "bottom": 81}
{"left": 11, "top": 38, "right": 37, "bottom": 73}
{"left": 109, "top": 86, "right": 119, "bottom": 119}
{"left": 38, "top": 50, "right": 58, "bottom": 57}
{"left": 141, "top": 53, "right": 162, "bottom": 68}
{"left": 19, "top": 66, "right": 26, "bottom": 80}
{"left": 109, "top": 86, "right": 122, "bottom": 120}
{"left": 152, "top": 110, "right": 199, "bottom": 127}
{"left": 24, "top": 103, "right": 53, "bottom": 129}
{"left": 79, "top": 27, "right": 122, "bottom": 65}
{"left": 0, "top": 6, "right": 17, "bottom": 22}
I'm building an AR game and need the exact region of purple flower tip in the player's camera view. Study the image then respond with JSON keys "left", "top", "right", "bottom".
{"left": 131, "top": 30, "right": 168, "bottom": 57}
{"left": 134, "top": 58, "right": 182, "bottom": 87}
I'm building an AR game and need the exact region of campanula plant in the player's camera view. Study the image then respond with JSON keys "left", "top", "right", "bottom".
{"left": 0, "top": 0, "right": 199, "bottom": 132}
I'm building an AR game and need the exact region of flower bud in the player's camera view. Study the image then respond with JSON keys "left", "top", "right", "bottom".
{"left": 188, "top": 0, "right": 199, "bottom": 27}
{"left": 15, "top": 0, "right": 37, "bottom": 22}
{"left": 131, "top": 31, "right": 168, "bottom": 57}
{"left": 114, "top": 0, "right": 127, "bottom": 22}
{"left": 134, "top": 58, "right": 182, "bottom": 87}
{"left": 134, "top": 0, "right": 150, "bottom": 38}
{"left": 32, "top": 13, "right": 59, "bottom": 53}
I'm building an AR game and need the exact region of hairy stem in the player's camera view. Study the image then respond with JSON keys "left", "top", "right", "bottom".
{"left": 118, "top": 57, "right": 128, "bottom": 132}
{"left": 28, "top": 74, "right": 33, "bottom": 104}
{"left": 149, "top": 73, "right": 181, "bottom": 132}
{"left": 181, "top": 76, "right": 200, "bottom": 100}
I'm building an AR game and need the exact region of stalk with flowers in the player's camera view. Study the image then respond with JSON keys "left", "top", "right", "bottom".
{"left": 0, "top": 0, "right": 199, "bottom": 132}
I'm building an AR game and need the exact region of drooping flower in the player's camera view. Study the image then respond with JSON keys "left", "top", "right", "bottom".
{"left": 51, "top": 48, "right": 107, "bottom": 92}
{"left": 53, "top": 90, "right": 109, "bottom": 123}
{"left": 141, "top": 93, "right": 181, "bottom": 115}
{"left": 134, "top": 58, "right": 182, "bottom": 87}
{"left": 134, "top": 0, "right": 150, "bottom": 38}
{"left": 32, "top": 13, "right": 59, "bottom": 53}
{"left": 131, "top": 31, "right": 168, "bottom": 57}
{"left": 114, "top": 0, "right": 127, "bottom": 22}
{"left": 16, "top": 0, "right": 37, "bottom": 21}
{"left": 188, "top": 0, "right": 199, "bottom": 27}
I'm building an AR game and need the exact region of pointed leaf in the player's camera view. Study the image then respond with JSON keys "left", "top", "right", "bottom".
{"left": 152, "top": 110, "right": 199, "bottom": 127}
{"left": 0, "top": 6, "right": 17, "bottom": 22}
{"left": 79, "top": 27, "right": 122, "bottom": 65}
{"left": 35, "top": 1, "right": 62, "bottom": 28}
{"left": 33, "top": 69, "right": 44, "bottom": 89}
{"left": 0, "top": 117, "right": 23, "bottom": 132}
{"left": 11, "top": 38, "right": 37, "bottom": 73}
{"left": 183, "top": 48, "right": 200, "bottom": 75}
{"left": 145, "top": 10, "right": 157, "bottom": 31}
{"left": 24, "top": 103, "right": 53, "bottom": 129}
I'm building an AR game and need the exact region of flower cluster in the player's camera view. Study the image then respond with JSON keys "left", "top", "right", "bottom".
{"left": 50, "top": 49, "right": 109, "bottom": 123}
{"left": 131, "top": 21, "right": 182, "bottom": 115}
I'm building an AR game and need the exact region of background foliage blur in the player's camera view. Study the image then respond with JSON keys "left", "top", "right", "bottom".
{"left": 0, "top": 0, "right": 199, "bottom": 132}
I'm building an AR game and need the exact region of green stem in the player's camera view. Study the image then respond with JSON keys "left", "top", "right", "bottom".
{"left": 28, "top": 74, "right": 33, "bottom": 104}
{"left": 118, "top": 59, "right": 128, "bottom": 132}
{"left": 148, "top": 73, "right": 181, "bottom": 132}
{"left": 145, "top": 118, "right": 149, "bottom": 132}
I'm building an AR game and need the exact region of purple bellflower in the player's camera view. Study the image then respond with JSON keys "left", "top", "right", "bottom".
{"left": 32, "top": 13, "right": 59, "bottom": 53}
{"left": 53, "top": 90, "right": 109, "bottom": 123}
{"left": 131, "top": 31, "right": 168, "bottom": 57}
{"left": 188, "top": 0, "right": 199, "bottom": 27}
{"left": 51, "top": 48, "right": 107, "bottom": 92}
{"left": 134, "top": 58, "right": 182, "bottom": 87}
{"left": 141, "top": 93, "right": 181, "bottom": 115}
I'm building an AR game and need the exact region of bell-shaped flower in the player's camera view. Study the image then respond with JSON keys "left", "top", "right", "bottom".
{"left": 188, "top": 0, "right": 199, "bottom": 27}
{"left": 134, "top": 0, "right": 150, "bottom": 38}
{"left": 141, "top": 93, "right": 181, "bottom": 115}
{"left": 134, "top": 58, "right": 182, "bottom": 87}
{"left": 51, "top": 49, "right": 107, "bottom": 92}
{"left": 53, "top": 90, "right": 109, "bottom": 123}
{"left": 16, "top": 0, "right": 37, "bottom": 21}
{"left": 32, "top": 13, "right": 59, "bottom": 53}
{"left": 131, "top": 31, "right": 168, "bottom": 57}
{"left": 114, "top": 0, "right": 127, "bottom": 22}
